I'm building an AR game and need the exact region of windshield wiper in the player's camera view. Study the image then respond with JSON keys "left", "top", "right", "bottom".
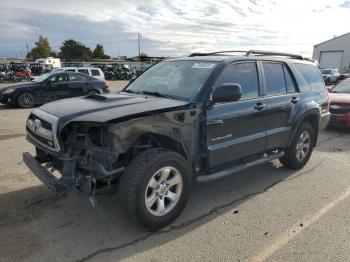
{"left": 139, "top": 91, "right": 180, "bottom": 100}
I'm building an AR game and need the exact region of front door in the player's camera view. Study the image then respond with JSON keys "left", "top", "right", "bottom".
{"left": 44, "top": 74, "right": 70, "bottom": 102}
{"left": 206, "top": 61, "right": 267, "bottom": 168}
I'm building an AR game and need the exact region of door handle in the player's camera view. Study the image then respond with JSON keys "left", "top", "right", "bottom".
{"left": 254, "top": 102, "right": 266, "bottom": 111}
{"left": 207, "top": 119, "right": 224, "bottom": 125}
{"left": 291, "top": 96, "right": 300, "bottom": 104}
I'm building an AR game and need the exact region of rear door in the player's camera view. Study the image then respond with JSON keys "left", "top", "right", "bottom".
{"left": 206, "top": 61, "right": 267, "bottom": 167}
{"left": 259, "top": 61, "right": 299, "bottom": 150}
{"left": 68, "top": 73, "right": 90, "bottom": 97}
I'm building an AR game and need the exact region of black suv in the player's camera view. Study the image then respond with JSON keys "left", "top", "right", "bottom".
{"left": 23, "top": 50, "right": 330, "bottom": 230}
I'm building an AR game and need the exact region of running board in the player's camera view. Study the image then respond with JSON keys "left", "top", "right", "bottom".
{"left": 196, "top": 151, "right": 285, "bottom": 183}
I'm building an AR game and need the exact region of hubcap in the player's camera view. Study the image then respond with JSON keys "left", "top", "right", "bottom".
{"left": 19, "top": 93, "right": 34, "bottom": 107}
{"left": 296, "top": 131, "right": 311, "bottom": 161}
{"left": 144, "top": 166, "right": 183, "bottom": 217}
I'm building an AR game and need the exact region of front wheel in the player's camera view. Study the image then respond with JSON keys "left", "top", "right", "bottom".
{"left": 17, "top": 92, "right": 36, "bottom": 108}
{"left": 118, "top": 149, "right": 192, "bottom": 231}
{"left": 280, "top": 122, "right": 315, "bottom": 169}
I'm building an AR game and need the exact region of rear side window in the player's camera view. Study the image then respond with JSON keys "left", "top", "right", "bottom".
{"left": 216, "top": 62, "right": 259, "bottom": 99}
{"left": 78, "top": 69, "right": 89, "bottom": 75}
{"left": 294, "top": 63, "right": 324, "bottom": 91}
{"left": 69, "top": 74, "right": 85, "bottom": 81}
{"left": 262, "top": 63, "right": 286, "bottom": 95}
{"left": 91, "top": 69, "right": 101, "bottom": 76}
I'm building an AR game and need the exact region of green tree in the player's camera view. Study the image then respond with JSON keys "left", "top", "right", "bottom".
{"left": 139, "top": 52, "right": 148, "bottom": 62}
{"left": 92, "top": 44, "right": 105, "bottom": 59}
{"left": 27, "top": 35, "right": 52, "bottom": 60}
{"left": 59, "top": 39, "right": 92, "bottom": 61}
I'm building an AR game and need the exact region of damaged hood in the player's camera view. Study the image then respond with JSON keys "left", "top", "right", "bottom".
{"left": 38, "top": 92, "right": 189, "bottom": 126}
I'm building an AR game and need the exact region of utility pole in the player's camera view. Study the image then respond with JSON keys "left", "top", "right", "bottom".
{"left": 138, "top": 32, "right": 141, "bottom": 61}
{"left": 117, "top": 44, "right": 120, "bottom": 60}
{"left": 26, "top": 42, "right": 29, "bottom": 58}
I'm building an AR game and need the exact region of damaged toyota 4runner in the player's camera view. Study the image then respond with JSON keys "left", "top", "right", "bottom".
{"left": 23, "top": 50, "right": 330, "bottom": 230}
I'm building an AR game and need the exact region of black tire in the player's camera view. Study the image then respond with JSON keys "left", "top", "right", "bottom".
{"left": 280, "top": 122, "right": 315, "bottom": 169}
{"left": 119, "top": 148, "right": 192, "bottom": 231}
{"left": 87, "top": 90, "right": 100, "bottom": 95}
{"left": 17, "top": 92, "right": 36, "bottom": 108}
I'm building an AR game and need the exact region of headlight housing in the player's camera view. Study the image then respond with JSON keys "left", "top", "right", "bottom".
{"left": 2, "top": 88, "right": 15, "bottom": 94}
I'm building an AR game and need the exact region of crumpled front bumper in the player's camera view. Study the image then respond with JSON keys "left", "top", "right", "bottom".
{"left": 22, "top": 152, "right": 72, "bottom": 195}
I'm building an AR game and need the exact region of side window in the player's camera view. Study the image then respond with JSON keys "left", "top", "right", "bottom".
{"left": 283, "top": 66, "right": 296, "bottom": 93}
{"left": 78, "top": 69, "right": 89, "bottom": 75}
{"left": 262, "top": 62, "right": 286, "bottom": 95}
{"left": 69, "top": 74, "right": 84, "bottom": 81}
{"left": 215, "top": 62, "right": 259, "bottom": 100}
{"left": 293, "top": 63, "right": 324, "bottom": 91}
{"left": 49, "top": 74, "right": 68, "bottom": 83}
{"left": 91, "top": 69, "right": 100, "bottom": 76}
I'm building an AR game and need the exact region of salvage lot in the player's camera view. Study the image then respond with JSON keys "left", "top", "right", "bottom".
{"left": 0, "top": 81, "right": 349, "bottom": 262}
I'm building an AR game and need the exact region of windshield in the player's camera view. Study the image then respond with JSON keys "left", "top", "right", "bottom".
{"left": 331, "top": 80, "right": 350, "bottom": 93}
{"left": 125, "top": 60, "right": 218, "bottom": 101}
{"left": 31, "top": 72, "right": 53, "bottom": 82}
{"left": 321, "top": 69, "right": 331, "bottom": 74}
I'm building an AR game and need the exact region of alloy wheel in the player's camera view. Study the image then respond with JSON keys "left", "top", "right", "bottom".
{"left": 296, "top": 131, "right": 311, "bottom": 161}
{"left": 144, "top": 166, "right": 183, "bottom": 217}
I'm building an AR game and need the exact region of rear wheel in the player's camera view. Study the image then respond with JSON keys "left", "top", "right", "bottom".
{"left": 280, "top": 122, "right": 315, "bottom": 169}
{"left": 119, "top": 148, "right": 192, "bottom": 231}
{"left": 87, "top": 90, "right": 100, "bottom": 95}
{"left": 17, "top": 92, "right": 36, "bottom": 108}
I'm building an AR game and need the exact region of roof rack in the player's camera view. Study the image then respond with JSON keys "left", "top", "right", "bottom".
{"left": 189, "top": 49, "right": 306, "bottom": 60}
{"left": 188, "top": 50, "right": 247, "bottom": 57}
{"left": 246, "top": 50, "right": 304, "bottom": 60}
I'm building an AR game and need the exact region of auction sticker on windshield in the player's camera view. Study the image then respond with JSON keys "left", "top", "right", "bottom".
{"left": 191, "top": 63, "right": 217, "bottom": 69}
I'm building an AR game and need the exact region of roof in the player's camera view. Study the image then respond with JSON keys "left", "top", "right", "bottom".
{"left": 314, "top": 32, "right": 350, "bottom": 47}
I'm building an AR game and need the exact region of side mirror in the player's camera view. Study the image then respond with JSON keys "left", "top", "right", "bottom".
{"left": 212, "top": 83, "right": 242, "bottom": 103}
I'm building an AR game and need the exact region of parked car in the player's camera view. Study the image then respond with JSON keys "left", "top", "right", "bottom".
{"left": 328, "top": 79, "right": 350, "bottom": 128}
{"left": 52, "top": 67, "right": 105, "bottom": 81}
{"left": 321, "top": 68, "right": 340, "bottom": 84}
{"left": 0, "top": 71, "right": 109, "bottom": 108}
{"left": 15, "top": 67, "right": 32, "bottom": 80}
{"left": 22, "top": 50, "right": 330, "bottom": 230}
{"left": 338, "top": 72, "right": 350, "bottom": 81}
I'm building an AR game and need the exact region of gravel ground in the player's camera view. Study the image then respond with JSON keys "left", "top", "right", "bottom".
{"left": 0, "top": 81, "right": 349, "bottom": 262}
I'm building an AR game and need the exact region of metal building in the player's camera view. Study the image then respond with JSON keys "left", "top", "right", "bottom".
{"left": 313, "top": 32, "right": 350, "bottom": 72}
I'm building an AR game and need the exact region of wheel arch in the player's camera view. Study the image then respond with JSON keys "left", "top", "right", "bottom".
{"left": 288, "top": 110, "right": 319, "bottom": 147}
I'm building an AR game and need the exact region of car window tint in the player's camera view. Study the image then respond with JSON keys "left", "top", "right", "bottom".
{"left": 216, "top": 62, "right": 259, "bottom": 99}
{"left": 263, "top": 63, "right": 286, "bottom": 95}
{"left": 78, "top": 69, "right": 89, "bottom": 75}
{"left": 49, "top": 74, "right": 67, "bottom": 83}
{"left": 91, "top": 69, "right": 100, "bottom": 76}
{"left": 66, "top": 69, "right": 75, "bottom": 72}
{"left": 69, "top": 74, "right": 85, "bottom": 81}
{"left": 294, "top": 63, "right": 324, "bottom": 91}
{"left": 283, "top": 66, "right": 296, "bottom": 93}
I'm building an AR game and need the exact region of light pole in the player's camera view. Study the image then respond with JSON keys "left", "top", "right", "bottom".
{"left": 138, "top": 32, "right": 141, "bottom": 61}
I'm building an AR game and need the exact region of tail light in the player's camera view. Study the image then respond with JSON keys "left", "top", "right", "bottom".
{"left": 104, "top": 80, "right": 109, "bottom": 89}
{"left": 326, "top": 88, "right": 330, "bottom": 110}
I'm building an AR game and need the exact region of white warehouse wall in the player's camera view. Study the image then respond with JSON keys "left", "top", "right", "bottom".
{"left": 313, "top": 32, "right": 350, "bottom": 72}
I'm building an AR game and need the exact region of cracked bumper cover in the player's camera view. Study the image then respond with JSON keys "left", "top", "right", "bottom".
{"left": 22, "top": 152, "right": 72, "bottom": 195}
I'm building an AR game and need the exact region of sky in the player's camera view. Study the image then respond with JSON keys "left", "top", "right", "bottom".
{"left": 0, "top": 0, "right": 349, "bottom": 58}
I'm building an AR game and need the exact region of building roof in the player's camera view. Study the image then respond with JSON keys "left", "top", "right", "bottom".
{"left": 314, "top": 32, "right": 350, "bottom": 47}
